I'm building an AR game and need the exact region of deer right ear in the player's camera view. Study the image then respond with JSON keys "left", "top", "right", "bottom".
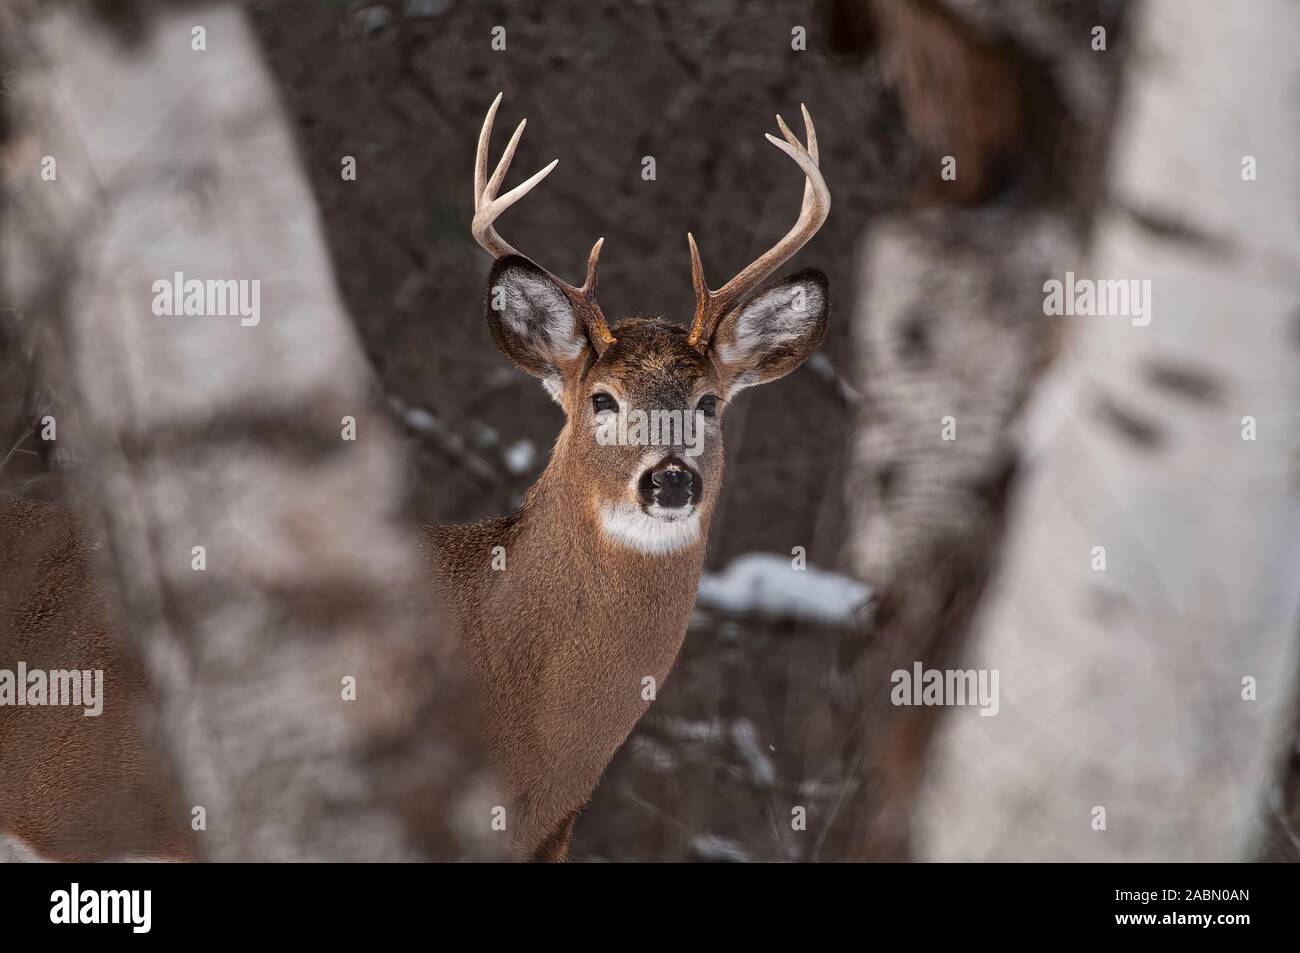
{"left": 485, "top": 256, "right": 592, "bottom": 398}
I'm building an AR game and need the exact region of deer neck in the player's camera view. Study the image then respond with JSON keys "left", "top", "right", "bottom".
{"left": 483, "top": 453, "right": 708, "bottom": 774}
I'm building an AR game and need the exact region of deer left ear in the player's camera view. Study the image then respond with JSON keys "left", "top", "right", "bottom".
{"left": 709, "top": 269, "right": 829, "bottom": 397}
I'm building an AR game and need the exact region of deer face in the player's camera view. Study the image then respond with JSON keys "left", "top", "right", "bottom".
{"left": 471, "top": 94, "right": 830, "bottom": 554}
{"left": 485, "top": 257, "right": 828, "bottom": 554}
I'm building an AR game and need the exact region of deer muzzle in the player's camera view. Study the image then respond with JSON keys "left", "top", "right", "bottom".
{"left": 638, "top": 457, "right": 702, "bottom": 514}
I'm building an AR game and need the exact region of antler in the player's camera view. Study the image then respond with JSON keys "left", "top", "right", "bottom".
{"left": 686, "top": 104, "right": 830, "bottom": 350}
{"left": 473, "top": 93, "right": 615, "bottom": 354}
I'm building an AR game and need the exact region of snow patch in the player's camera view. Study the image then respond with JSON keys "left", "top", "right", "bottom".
{"left": 697, "top": 553, "right": 871, "bottom": 626}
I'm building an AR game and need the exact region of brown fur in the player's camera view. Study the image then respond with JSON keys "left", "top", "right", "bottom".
{"left": 0, "top": 496, "right": 194, "bottom": 861}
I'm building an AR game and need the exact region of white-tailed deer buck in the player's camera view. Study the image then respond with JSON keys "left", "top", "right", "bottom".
{"left": 425, "top": 94, "right": 831, "bottom": 859}
{"left": 0, "top": 94, "right": 828, "bottom": 863}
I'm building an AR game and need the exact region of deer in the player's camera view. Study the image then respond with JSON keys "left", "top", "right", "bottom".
{"left": 423, "top": 94, "right": 831, "bottom": 860}
{"left": 0, "top": 94, "right": 829, "bottom": 863}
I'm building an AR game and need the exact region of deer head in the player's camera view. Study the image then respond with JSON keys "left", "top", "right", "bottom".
{"left": 472, "top": 94, "right": 830, "bottom": 555}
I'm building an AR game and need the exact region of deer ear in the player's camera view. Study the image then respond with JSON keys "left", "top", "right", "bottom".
{"left": 484, "top": 256, "right": 591, "bottom": 389}
{"left": 709, "top": 269, "right": 828, "bottom": 396}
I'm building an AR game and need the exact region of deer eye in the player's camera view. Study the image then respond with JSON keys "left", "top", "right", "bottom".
{"left": 592, "top": 393, "right": 618, "bottom": 414}
{"left": 697, "top": 395, "right": 719, "bottom": 418}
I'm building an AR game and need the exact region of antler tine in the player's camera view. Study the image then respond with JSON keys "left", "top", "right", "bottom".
{"left": 801, "top": 103, "right": 820, "bottom": 165}
{"left": 484, "top": 117, "right": 529, "bottom": 207}
{"left": 472, "top": 93, "right": 615, "bottom": 353}
{"left": 474, "top": 91, "right": 502, "bottom": 207}
{"left": 580, "top": 237, "right": 605, "bottom": 295}
{"left": 687, "top": 231, "right": 709, "bottom": 320}
{"left": 686, "top": 105, "right": 830, "bottom": 350}
{"left": 775, "top": 104, "right": 820, "bottom": 218}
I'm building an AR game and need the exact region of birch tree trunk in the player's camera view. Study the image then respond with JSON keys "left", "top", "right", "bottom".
{"left": 917, "top": 0, "right": 1300, "bottom": 861}
{"left": 831, "top": 0, "right": 1125, "bottom": 859}
{"left": 1, "top": 3, "right": 499, "bottom": 860}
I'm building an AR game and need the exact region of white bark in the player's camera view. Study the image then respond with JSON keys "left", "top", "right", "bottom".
{"left": 917, "top": 0, "right": 1300, "bottom": 861}
{"left": 1, "top": 4, "right": 499, "bottom": 860}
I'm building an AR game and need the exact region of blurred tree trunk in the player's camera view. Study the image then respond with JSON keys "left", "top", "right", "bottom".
{"left": 831, "top": 0, "right": 1126, "bottom": 859}
{"left": 917, "top": 0, "right": 1300, "bottom": 860}
{"left": 0, "top": 2, "right": 499, "bottom": 860}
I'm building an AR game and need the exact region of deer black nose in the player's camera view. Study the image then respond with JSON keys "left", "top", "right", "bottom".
{"left": 652, "top": 468, "right": 691, "bottom": 491}
{"left": 639, "top": 458, "right": 702, "bottom": 512}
